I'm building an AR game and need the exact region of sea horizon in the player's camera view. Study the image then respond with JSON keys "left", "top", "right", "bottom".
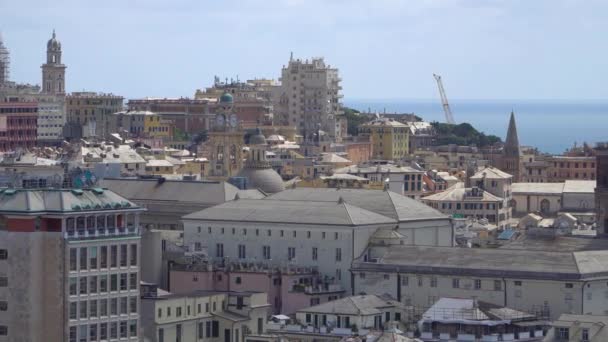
{"left": 345, "top": 98, "right": 608, "bottom": 154}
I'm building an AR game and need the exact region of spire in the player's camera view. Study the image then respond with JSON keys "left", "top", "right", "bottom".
{"left": 504, "top": 111, "right": 520, "bottom": 157}
{"left": 52, "top": 29, "right": 56, "bottom": 39}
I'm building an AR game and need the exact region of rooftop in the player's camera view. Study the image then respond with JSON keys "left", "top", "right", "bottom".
{"left": 470, "top": 167, "right": 512, "bottom": 180}
{"left": 422, "top": 183, "right": 503, "bottom": 202}
{"left": 563, "top": 180, "right": 596, "bottom": 193}
{"left": 0, "top": 188, "right": 141, "bottom": 214}
{"left": 512, "top": 182, "right": 565, "bottom": 195}
{"left": 266, "top": 188, "right": 448, "bottom": 222}
{"left": 182, "top": 199, "right": 397, "bottom": 226}
{"left": 353, "top": 245, "right": 608, "bottom": 280}
{"left": 298, "top": 295, "right": 403, "bottom": 315}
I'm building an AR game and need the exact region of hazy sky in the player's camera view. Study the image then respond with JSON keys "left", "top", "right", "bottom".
{"left": 1, "top": 0, "right": 607, "bottom": 100}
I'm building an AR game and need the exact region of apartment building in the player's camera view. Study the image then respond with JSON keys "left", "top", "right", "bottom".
{"left": 543, "top": 314, "right": 608, "bottom": 341}
{"left": 358, "top": 118, "right": 409, "bottom": 160}
{"left": 273, "top": 56, "right": 344, "bottom": 140}
{"left": 0, "top": 101, "right": 38, "bottom": 151}
{"left": 548, "top": 156, "right": 596, "bottom": 182}
{"left": 141, "top": 283, "right": 270, "bottom": 342}
{"left": 66, "top": 92, "right": 124, "bottom": 139}
{"left": 0, "top": 187, "right": 144, "bottom": 342}
{"left": 334, "top": 163, "right": 425, "bottom": 199}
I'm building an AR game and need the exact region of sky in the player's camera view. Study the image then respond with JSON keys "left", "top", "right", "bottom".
{"left": 1, "top": 0, "right": 607, "bottom": 101}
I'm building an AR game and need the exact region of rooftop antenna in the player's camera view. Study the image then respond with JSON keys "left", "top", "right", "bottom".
{"left": 290, "top": 51, "right": 293, "bottom": 61}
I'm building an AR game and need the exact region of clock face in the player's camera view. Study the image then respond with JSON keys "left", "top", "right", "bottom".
{"left": 216, "top": 114, "right": 225, "bottom": 127}
{"left": 229, "top": 114, "right": 238, "bottom": 128}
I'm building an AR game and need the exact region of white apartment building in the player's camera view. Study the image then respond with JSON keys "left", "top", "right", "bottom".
{"left": 36, "top": 93, "right": 66, "bottom": 143}
{"left": 334, "top": 164, "right": 426, "bottom": 199}
{"left": 0, "top": 188, "right": 144, "bottom": 342}
{"left": 141, "top": 283, "right": 270, "bottom": 342}
{"left": 353, "top": 244, "right": 608, "bottom": 320}
{"left": 273, "top": 56, "right": 344, "bottom": 140}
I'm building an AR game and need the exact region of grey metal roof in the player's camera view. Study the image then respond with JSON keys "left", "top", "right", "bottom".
{"left": 182, "top": 199, "right": 397, "bottom": 226}
{"left": 352, "top": 245, "right": 608, "bottom": 280}
{"left": 266, "top": 188, "right": 448, "bottom": 222}
{"left": 102, "top": 178, "right": 265, "bottom": 205}
{"left": 298, "top": 295, "right": 402, "bottom": 315}
{"left": 512, "top": 182, "right": 565, "bottom": 195}
{"left": 0, "top": 188, "right": 141, "bottom": 214}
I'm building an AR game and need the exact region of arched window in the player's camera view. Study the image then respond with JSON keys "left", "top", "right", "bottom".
{"left": 230, "top": 145, "right": 237, "bottom": 164}
{"left": 540, "top": 199, "right": 550, "bottom": 213}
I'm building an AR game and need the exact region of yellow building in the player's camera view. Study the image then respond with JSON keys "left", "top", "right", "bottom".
{"left": 359, "top": 118, "right": 409, "bottom": 160}
{"left": 144, "top": 114, "right": 172, "bottom": 139}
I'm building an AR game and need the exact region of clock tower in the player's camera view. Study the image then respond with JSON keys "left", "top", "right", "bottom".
{"left": 207, "top": 92, "right": 244, "bottom": 178}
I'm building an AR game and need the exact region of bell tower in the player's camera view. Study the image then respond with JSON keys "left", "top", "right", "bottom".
{"left": 207, "top": 92, "right": 244, "bottom": 178}
{"left": 501, "top": 111, "right": 521, "bottom": 182}
{"left": 41, "top": 30, "right": 66, "bottom": 95}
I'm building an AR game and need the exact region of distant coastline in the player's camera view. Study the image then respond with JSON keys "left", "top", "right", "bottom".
{"left": 345, "top": 98, "right": 608, "bottom": 154}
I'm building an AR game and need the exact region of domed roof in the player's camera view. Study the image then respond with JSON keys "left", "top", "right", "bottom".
{"left": 47, "top": 30, "right": 61, "bottom": 50}
{"left": 219, "top": 92, "right": 233, "bottom": 103}
{"left": 249, "top": 128, "right": 267, "bottom": 145}
{"left": 237, "top": 167, "right": 285, "bottom": 194}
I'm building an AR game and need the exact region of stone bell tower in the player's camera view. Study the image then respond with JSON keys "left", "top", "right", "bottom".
{"left": 41, "top": 30, "right": 66, "bottom": 95}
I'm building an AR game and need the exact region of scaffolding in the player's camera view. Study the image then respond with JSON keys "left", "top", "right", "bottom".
{"left": 0, "top": 31, "right": 9, "bottom": 84}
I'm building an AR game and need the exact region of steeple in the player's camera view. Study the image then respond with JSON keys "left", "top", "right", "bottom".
{"left": 503, "top": 111, "right": 520, "bottom": 157}
{"left": 0, "top": 30, "right": 9, "bottom": 85}
{"left": 41, "top": 29, "right": 66, "bottom": 94}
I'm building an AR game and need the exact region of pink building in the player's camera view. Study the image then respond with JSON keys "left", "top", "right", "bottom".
{"left": 169, "top": 262, "right": 345, "bottom": 315}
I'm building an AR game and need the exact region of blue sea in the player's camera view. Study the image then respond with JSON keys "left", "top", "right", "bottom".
{"left": 345, "top": 99, "right": 608, "bottom": 154}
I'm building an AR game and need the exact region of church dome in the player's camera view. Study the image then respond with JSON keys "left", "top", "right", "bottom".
{"left": 249, "top": 128, "right": 267, "bottom": 145}
{"left": 219, "top": 92, "right": 233, "bottom": 103}
{"left": 47, "top": 30, "right": 61, "bottom": 50}
{"left": 237, "top": 167, "right": 285, "bottom": 194}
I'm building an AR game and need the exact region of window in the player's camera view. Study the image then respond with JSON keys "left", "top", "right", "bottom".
{"left": 280, "top": 230, "right": 284, "bottom": 237}
{"left": 100, "top": 299, "right": 108, "bottom": 316}
{"left": 263, "top": 246, "right": 271, "bottom": 260}
{"left": 288, "top": 247, "right": 296, "bottom": 260}
{"left": 100, "top": 275, "right": 108, "bottom": 293}
{"left": 158, "top": 328, "right": 164, "bottom": 342}
{"left": 100, "top": 246, "right": 108, "bottom": 268}
{"left": 111, "top": 274, "right": 118, "bottom": 291}
{"left": 89, "top": 247, "right": 98, "bottom": 269}
{"left": 110, "top": 245, "right": 118, "bottom": 267}
{"left": 120, "top": 244, "right": 128, "bottom": 267}
{"left": 120, "top": 273, "right": 127, "bottom": 290}
{"left": 79, "top": 247, "right": 87, "bottom": 270}
{"left": 494, "top": 280, "right": 502, "bottom": 291}
{"left": 90, "top": 299, "right": 97, "bottom": 317}
{"left": 198, "top": 322, "right": 204, "bottom": 339}
{"left": 70, "top": 277, "right": 77, "bottom": 295}
{"left": 322, "top": 232, "right": 326, "bottom": 239}
{"left": 120, "top": 321, "right": 127, "bottom": 338}
{"left": 80, "top": 300, "right": 88, "bottom": 319}
{"left": 336, "top": 269, "right": 342, "bottom": 280}
{"left": 430, "top": 277, "right": 437, "bottom": 287}
{"left": 312, "top": 247, "right": 318, "bottom": 261}
{"left": 474, "top": 279, "right": 482, "bottom": 290}
{"left": 582, "top": 328, "right": 589, "bottom": 341}
{"left": 335, "top": 232, "right": 339, "bottom": 240}
{"left": 129, "top": 320, "right": 137, "bottom": 338}
{"left": 293, "top": 231, "right": 297, "bottom": 238}
{"left": 69, "top": 302, "right": 77, "bottom": 319}
{"left": 452, "top": 278, "right": 460, "bottom": 288}
{"left": 238, "top": 245, "right": 246, "bottom": 259}
{"left": 100, "top": 323, "right": 108, "bottom": 340}
{"left": 89, "top": 276, "right": 98, "bottom": 294}
{"left": 80, "top": 277, "right": 88, "bottom": 294}
{"left": 130, "top": 273, "right": 137, "bottom": 290}
{"left": 69, "top": 248, "right": 77, "bottom": 271}
{"left": 556, "top": 327, "right": 569, "bottom": 340}
{"left": 235, "top": 277, "right": 242, "bottom": 284}
{"left": 0, "top": 326, "right": 6, "bottom": 336}
{"left": 130, "top": 244, "right": 137, "bottom": 266}
{"left": 176, "top": 324, "right": 182, "bottom": 342}
{"left": 120, "top": 297, "right": 128, "bottom": 314}
{"left": 216, "top": 243, "right": 224, "bottom": 258}
{"left": 514, "top": 281, "right": 522, "bottom": 286}
{"left": 565, "top": 283, "right": 573, "bottom": 289}
{"left": 335, "top": 248, "right": 342, "bottom": 262}
{"left": 307, "top": 231, "right": 311, "bottom": 238}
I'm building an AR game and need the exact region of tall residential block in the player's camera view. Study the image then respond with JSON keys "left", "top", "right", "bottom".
{"left": 273, "top": 55, "right": 344, "bottom": 141}
{"left": 0, "top": 188, "right": 144, "bottom": 341}
{"left": 66, "top": 92, "right": 124, "bottom": 139}
{"left": 358, "top": 118, "right": 410, "bottom": 160}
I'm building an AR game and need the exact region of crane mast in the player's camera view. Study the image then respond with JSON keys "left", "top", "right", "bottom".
{"left": 433, "top": 73, "right": 456, "bottom": 124}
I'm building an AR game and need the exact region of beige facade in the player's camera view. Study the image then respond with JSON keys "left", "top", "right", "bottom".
{"left": 66, "top": 92, "right": 124, "bottom": 139}
{"left": 141, "top": 285, "right": 270, "bottom": 342}
{"left": 544, "top": 314, "right": 608, "bottom": 341}
{"left": 273, "top": 56, "right": 344, "bottom": 140}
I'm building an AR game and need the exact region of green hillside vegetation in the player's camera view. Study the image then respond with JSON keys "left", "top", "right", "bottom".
{"left": 431, "top": 121, "right": 502, "bottom": 147}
